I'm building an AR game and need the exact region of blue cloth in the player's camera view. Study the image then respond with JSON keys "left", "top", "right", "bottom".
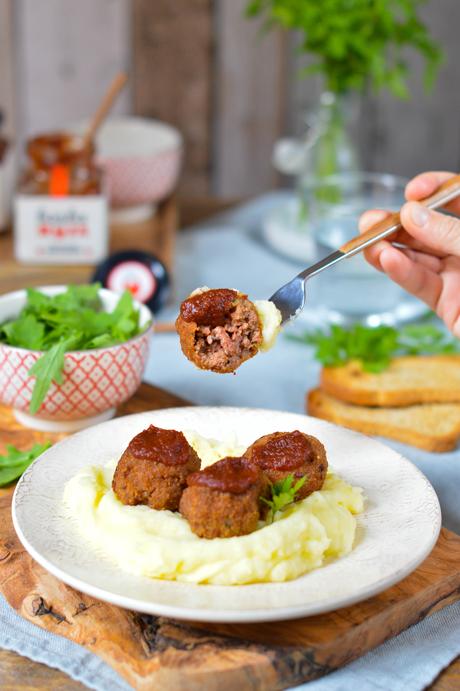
{"left": 1, "top": 193, "right": 459, "bottom": 690}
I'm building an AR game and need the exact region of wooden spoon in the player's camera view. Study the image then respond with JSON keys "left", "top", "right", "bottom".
{"left": 82, "top": 72, "right": 128, "bottom": 150}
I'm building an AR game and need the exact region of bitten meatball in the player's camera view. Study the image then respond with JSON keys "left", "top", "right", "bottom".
{"left": 175, "top": 288, "right": 262, "bottom": 374}
{"left": 179, "top": 457, "right": 269, "bottom": 538}
{"left": 112, "top": 425, "right": 200, "bottom": 511}
{"left": 243, "top": 430, "right": 327, "bottom": 499}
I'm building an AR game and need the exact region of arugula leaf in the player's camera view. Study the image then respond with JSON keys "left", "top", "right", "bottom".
{"left": 64, "top": 283, "right": 101, "bottom": 308}
{"left": 110, "top": 290, "right": 140, "bottom": 342}
{"left": 0, "top": 314, "right": 45, "bottom": 350}
{"left": 0, "top": 285, "right": 144, "bottom": 413}
{"left": 28, "top": 340, "right": 69, "bottom": 414}
{"left": 261, "top": 474, "right": 307, "bottom": 523}
{"left": 288, "top": 323, "right": 460, "bottom": 372}
{"left": 0, "top": 441, "right": 51, "bottom": 486}
{"left": 25, "top": 287, "right": 52, "bottom": 315}
{"left": 84, "top": 333, "right": 115, "bottom": 349}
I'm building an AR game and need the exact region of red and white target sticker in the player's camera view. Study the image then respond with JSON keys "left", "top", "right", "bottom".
{"left": 107, "top": 261, "right": 157, "bottom": 303}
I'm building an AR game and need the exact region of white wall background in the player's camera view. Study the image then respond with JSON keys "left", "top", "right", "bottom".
{"left": 1, "top": 0, "right": 459, "bottom": 196}
{"left": 9, "top": 0, "right": 131, "bottom": 145}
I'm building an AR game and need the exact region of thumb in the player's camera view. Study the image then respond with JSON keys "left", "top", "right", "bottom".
{"left": 400, "top": 201, "right": 460, "bottom": 256}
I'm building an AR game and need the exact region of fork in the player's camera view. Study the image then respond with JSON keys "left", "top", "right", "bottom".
{"left": 269, "top": 174, "right": 460, "bottom": 326}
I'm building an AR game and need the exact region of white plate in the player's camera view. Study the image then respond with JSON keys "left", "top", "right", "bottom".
{"left": 12, "top": 407, "right": 441, "bottom": 623}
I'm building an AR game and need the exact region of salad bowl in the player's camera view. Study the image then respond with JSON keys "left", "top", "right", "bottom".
{"left": 0, "top": 286, "right": 152, "bottom": 432}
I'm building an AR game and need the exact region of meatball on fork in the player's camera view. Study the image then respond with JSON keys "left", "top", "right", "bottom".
{"left": 176, "top": 288, "right": 262, "bottom": 373}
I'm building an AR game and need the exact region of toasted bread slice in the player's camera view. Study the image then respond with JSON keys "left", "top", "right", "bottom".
{"left": 307, "top": 388, "right": 460, "bottom": 452}
{"left": 321, "top": 355, "right": 460, "bottom": 407}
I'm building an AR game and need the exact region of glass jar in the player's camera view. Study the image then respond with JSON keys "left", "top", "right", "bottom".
{"left": 19, "top": 132, "right": 101, "bottom": 196}
{"left": 15, "top": 131, "right": 108, "bottom": 265}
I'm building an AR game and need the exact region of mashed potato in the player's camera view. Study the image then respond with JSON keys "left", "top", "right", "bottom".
{"left": 253, "top": 299, "right": 282, "bottom": 351}
{"left": 189, "top": 286, "right": 282, "bottom": 352}
{"left": 63, "top": 431, "right": 363, "bottom": 585}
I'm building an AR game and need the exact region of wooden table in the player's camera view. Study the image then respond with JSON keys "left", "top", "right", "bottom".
{"left": 0, "top": 197, "right": 458, "bottom": 690}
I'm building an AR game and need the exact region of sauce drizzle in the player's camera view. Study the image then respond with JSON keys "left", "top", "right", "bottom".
{"left": 187, "top": 457, "right": 262, "bottom": 494}
{"left": 247, "top": 431, "right": 314, "bottom": 471}
{"left": 128, "top": 425, "right": 192, "bottom": 466}
{"left": 180, "top": 289, "right": 238, "bottom": 327}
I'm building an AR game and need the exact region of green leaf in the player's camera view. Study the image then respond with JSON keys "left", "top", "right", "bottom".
{"left": 245, "top": 0, "right": 442, "bottom": 97}
{"left": 84, "top": 333, "right": 115, "bottom": 349}
{"left": 66, "top": 282, "right": 101, "bottom": 306}
{"left": 0, "top": 461, "right": 32, "bottom": 486}
{"left": 110, "top": 290, "right": 142, "bottom": 342}
{"left": 28, "top": 341, "right": 68, "bottom": 414}
{"left": 25, "top": 287, "right": 51, "bottom": 314}
{"left": 0, "top": 441, "right": 51, "bottom": 485}
{"left": 1, "top": 314, "right": 45, "bottom": 350}
{"left": 261, "top": 473, "right": 307, "bottom": 523}
{"left": 288, "top": 322, "right": 460, "bottom": 372}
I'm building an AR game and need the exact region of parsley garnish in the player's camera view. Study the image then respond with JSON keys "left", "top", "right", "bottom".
{"left": 0, "top": 442, "right": 51, "bottom": 486}
{"left": 246, "top": 0, "right": 442, "bottom": 97}
{"left": 261, "top": 474, "right": 307, "bottom": 523}
{"left": 0, "top": 284, "right": 144, "bottom": 413}
{"left": 288, "top": 324, "right": 460, "bottom": 373}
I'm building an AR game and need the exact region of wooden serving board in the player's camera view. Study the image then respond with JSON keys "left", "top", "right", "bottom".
{"left": 0, "top": 383, "right": 459, "bottom": 691}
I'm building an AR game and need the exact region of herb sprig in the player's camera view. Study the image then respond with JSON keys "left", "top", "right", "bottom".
{"left": 246, "top": 0, "right": 442, "bottom": 97}
{"left": 288, "top": 323, "right": 460, "bottom": 373}
{"left": 0, "top": 284, "right": 144, "bottom": 413}
{"left": 261, "top": 474, "right": 307, "bottom": 523}
{"left": 0, "top": 442, "right": 51, "bottom": 486}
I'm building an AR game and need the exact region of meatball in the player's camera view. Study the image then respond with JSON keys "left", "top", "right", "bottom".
{"left": 175, "top": 288, "right": 262, "bottom": 374}
{"left": 112, "top": 425, "right": 200, "bottom": 511}
{"left": 243, "top": 430, "right": 327, "bottom": 499}
{"left": 179, "top": 457, "right": 268, "bottom": 538}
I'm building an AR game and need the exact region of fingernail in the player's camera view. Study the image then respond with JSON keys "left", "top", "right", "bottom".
{"left": 410, "top": 203, "right": 429, "bottom": 227}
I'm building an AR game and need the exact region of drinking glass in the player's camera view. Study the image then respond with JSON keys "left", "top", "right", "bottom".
{"left": 300, "top": 172, "right": 425, "bottom": 325}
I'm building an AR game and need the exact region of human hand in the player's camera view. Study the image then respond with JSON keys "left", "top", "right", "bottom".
{"left": 359, "top": 171, "right": 460, "bottom": 338}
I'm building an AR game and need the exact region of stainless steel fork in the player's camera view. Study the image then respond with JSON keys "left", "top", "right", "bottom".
{"left": 269, "top": 174, "right": 460, "bottom": 326}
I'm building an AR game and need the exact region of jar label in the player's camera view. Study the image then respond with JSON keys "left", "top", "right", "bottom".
{"left": 14, "top": 194, "right": 108, "bottom": 264}
{"left": 106, "top": 261, "right": 157, "bottom": 303}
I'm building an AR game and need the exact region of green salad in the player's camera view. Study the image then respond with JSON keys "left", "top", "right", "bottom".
{"left": 0, "top": 284, "right": 144, "bottom": 414}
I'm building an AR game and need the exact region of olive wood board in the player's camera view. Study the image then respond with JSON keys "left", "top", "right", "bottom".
{"left": 0, "top": 383, "right": 459, "bottom": 691}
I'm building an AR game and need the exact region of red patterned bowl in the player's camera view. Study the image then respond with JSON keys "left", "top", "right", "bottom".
{"left": 73, "top": 117, "right": 183, "bottom": 216}
{"left": 0, "top": 286, "right": 153, "bottom": 432}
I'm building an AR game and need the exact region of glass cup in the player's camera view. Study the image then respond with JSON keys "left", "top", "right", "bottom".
{"left": 300, "top": 172, "right": 425, "bottom": 325}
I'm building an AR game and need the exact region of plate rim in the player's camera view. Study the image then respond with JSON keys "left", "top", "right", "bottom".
{"left": 12, "top": 405, "right": 442, "bottom": 623}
